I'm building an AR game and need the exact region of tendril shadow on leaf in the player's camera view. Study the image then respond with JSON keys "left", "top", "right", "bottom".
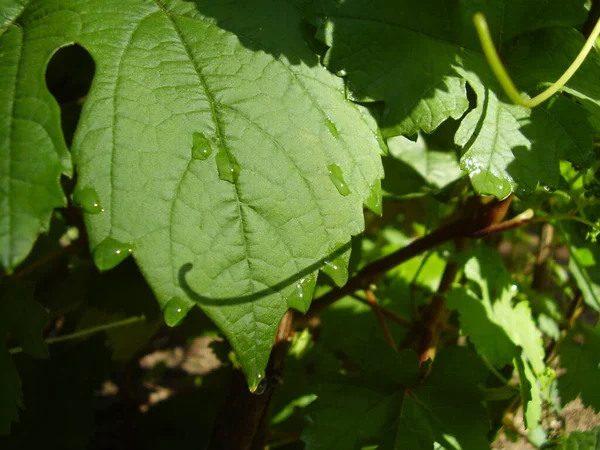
{"left": 178, "top": 241, "right": 352, "bottom": 306}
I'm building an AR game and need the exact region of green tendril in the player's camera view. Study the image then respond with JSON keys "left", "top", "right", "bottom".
{"left": 474, "top": 12, "right": 600, "bottom": 108}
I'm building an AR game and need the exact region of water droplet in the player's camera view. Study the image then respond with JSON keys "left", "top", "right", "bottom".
{"left": 73, "top": 187, "right": 102, "bottom": 214}
{"left": 328, "top": 164, "right": 350, "bottom": 196}
{"left": 322, "top": 254, "right": 349, "bottom": 287}
{"left": 365, "top": 179, "right": 382, "bottom": 215}
{"left": 191, "top": 131, "right": 213, "bottom": 160}
{"left": 216, "top": 146, "right": 240, "bottom": 183}
{"left": 336, "top": 69, "right": 347, "bottom": 77}
{"left": 92, "top": 237, "right": 133, "bottom": 271}
{"left": 248, "top": 370, "right": 266, "bottom": 394}
{"left": 510, "top": 284, "right": 518, "bottom": 292}
{"left": 324, "top": 117, "right": 340, "bottom": 139}
{"left": 163, "top": 296, "right": 190, "bottom": 326}
{"left": 287, "top": 272, "right": 317, "bottom": 313}
{"left": 542, "top": 185, "right": 556, "bottom": 193}
{"left": 252, "top": 378, "right": 267, "bottom": 395}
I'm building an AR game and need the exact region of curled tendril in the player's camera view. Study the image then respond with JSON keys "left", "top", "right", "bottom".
{"left": 473, "top": 12, "right": 600, "bottom": 108}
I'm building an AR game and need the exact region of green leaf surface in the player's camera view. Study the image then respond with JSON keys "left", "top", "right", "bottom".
{"left": 2, "top": 0, "right": 384, "bottom": 386}
{"left": 560, "top": 427, "right": 600, "bottom": 450}
{"left": 303, "top": 383, "right": 404, "bottom": 449}
{"left": 308, "top": 0, "right": 593, "bottom": 198}
{"left": 515, "top": 353, "right": 542, "bottom": 429}
{"left": 448, "top": 248, "right": 545, "bottom": 375}
{"left": 558, "top": 222, "right": 600, "bottom": 312}
{"left": 557, "top": 324, "right": 600, "bottom": 411}
{"left": 383, "top": 134, "right": 464, "bottom": 198}
{"left": 319, "top": 297, "right": 416, "bottom": 385}
{"left": 0, "top": 17, "right": 72, "bottom": 271}
{"left": 0, "top": 278, "right": 48, "bottom": 434}
{"left": 302, "top": 347, "right": 490, "bottom": 450}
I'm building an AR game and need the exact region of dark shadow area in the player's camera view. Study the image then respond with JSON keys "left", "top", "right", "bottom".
{"left": 45, "top": 44, "right": 95, "bottom": 147}
{"left": 179, "top": 241, "right": 352, "bottom": 306}
{"left": 180, "top": 0, "right": 322, "bottom": 67}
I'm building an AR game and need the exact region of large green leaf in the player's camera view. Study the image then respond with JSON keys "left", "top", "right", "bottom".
{"left": 307, "top": 0, "right": 594, "bottom": 198}
{"left": 1, "top": 0, "right": 383, "bottom": 387}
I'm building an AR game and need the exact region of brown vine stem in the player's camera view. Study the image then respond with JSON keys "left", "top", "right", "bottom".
{"left": 417, "top": 237, "right": 466, "bottom": 368}
{"left": 11, "top": 237, "right": 86, "bottom": 279}
{"left": 208, "top": 310, "right": 295, "bottom": 450}
{"left": 307, "top": 195, "right": 518, "bottom": 318}
{"left": 351, "top": 293, "right": 412, "bottom": 328}
{"left": 365, "top": 288, "right": 399, "bottom": 352}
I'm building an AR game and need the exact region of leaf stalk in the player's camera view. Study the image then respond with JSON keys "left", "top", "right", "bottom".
{"left": 474, "top": 12, "right": 600, "bottom": 108}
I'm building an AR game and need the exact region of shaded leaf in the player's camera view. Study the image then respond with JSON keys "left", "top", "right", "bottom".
{"left": 0, "top": 278, "right": 48, "bottom": 434}
{"left": 557, "top": 324, "right": 600, "bottom": 411}
{"left": 308, "top": 0, "right": 593, "bottom": 198}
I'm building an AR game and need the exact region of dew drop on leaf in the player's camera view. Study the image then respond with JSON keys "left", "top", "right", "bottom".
{"left": 252, "top": 378, "right": 267, "bottom": 395}
{"left": 73, "top": 187, "right": 102, "bottom": 214}
{"left": 92, "top": 237, "right": 132, "bottom": 271}
{"left": 336, "top": 69, "right": 347, "bottom": 77}
{"left": 324, "top": 117, "right": 340, "bottom": 139}
{"left": 248, "top": 370, "right": 266, "bottom": 394}
{"left": 365, "top": 179, "right": 382, "bottom": 215}
{"left": 216, "top": 146, "right": 240, "bottom": 183}
{"left": 322, "top": 254, "right": 349, "bottom": 287}
{"left": 191, "top": 131, "right": 213, "bottom": 160}
{"left": 287, "top": 272, "right": 317, "bottom": 312}
{"left": 328, "top": 164, "right": 350, "bottom": 196}
{"left": 163, "top": 296, "right": 190, "bottom": 327}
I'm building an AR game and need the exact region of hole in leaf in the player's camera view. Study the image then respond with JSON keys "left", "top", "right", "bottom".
{"left": 45, "top": 44, "right": 95, "bottom": 148}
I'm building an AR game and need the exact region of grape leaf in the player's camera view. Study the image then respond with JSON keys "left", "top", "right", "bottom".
{"left": 558, "top": 222, "right": 600, "bottom": 312}
{"left": 1, "top": 0, "right": 384, "bottom": 387}
{"left": 449, "top": 247, "right": 546, "bottom": 374}
{"left": 383, "top": 134, "right": 464, "bottom": 199}
{"left": 307, "top": 0, "right": 594, "bottom": 198}
{"left": 557, "top": 324, "right": 600, "bottom": 412}
{"left": 0, "top": 278, "right": 48, "bottom": 434}
{"left": 302, "top": 348, "right": 490, "bottom": 450}
{"left": 561, "top": 427, "right": 600, "bottom": 450}
{"left": 0, "top": 12, "right": 72, "bottom": 271}
{"left": 515, "top": 353, "right": 542, "bottom": 429}
{"left": 447, "top": 247, "right": 546, "bottom": 427}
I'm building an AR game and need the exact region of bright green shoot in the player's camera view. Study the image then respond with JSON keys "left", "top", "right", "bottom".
{"left": 474, "top": 12, "right": 600, "bottom": 108}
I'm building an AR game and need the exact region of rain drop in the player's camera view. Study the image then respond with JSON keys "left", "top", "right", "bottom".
{"left": 324, "top": 117, "right": 340, "bottom": 139}
{"left": 191, "top": 131, "right": 213, "bottom": 160}
{"left": 73, "top": 187, "right": 102, "bottom": 214}
{"left": 336, "top": 69, "right": 347, "bottom": 77}
{"left": 252, "top": 378, "right": 267, "bottom": 395}
{"left": 365, "top": 179, "right": 382, "bottom": 215}
{"left": 287, "top": 273, "right": 317, "bottom": 312}
{"left": 163, "top": 296, "right": 189, "bottom": 327}
{"left": 322, "top": 253, "right": 349, "bottom": 287}
{"left": 328, "top": 164, "right": 350, "bottom": 196}
{"left": 216, "top": 146, "right": 240, "bottom": 183}
{"left": 249, "top": 371, "right": 267, "bottom": 395}
{"left": 92, "top": 237, "right": 133, "bottom": 271}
